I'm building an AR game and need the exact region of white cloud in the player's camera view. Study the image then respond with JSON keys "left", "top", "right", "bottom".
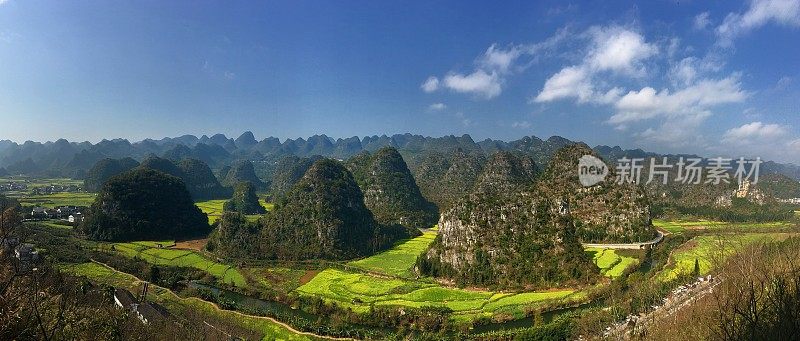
{"left": 0, "top": 0, "right": 8, "bottom": 5}
{"left": 723, "top": 121, "right": 788, "bottom": 141}
{"left": 427, "top": 103, "right": 446, "bottom": 111}
{"left": 534, "top": 26, "right": 656, "bottom": 104}
{"left": 421, "top": 28, "right": 569, "bottom": 99}
{"left": 443, "top": 70, "right": 502, "bottom": 99}
{"left": 533, "top": 66, "right": 593, "bottom": 103}
{"left": 585, "top": 26, "right": 657, "bottom": 75}
{"left": 610, "top": 75, "right": 748, "bottom": 125}
{"left": 715, "top": 122, "right": 796, "bottom": 162}
{"left": 511, "top": 121, "right": 532, "bottom": 129}
{"left": 717, "top": 0, "right": 800, "bottom": 45}
{"left": 421, "top": 76, "right": 440, "bottom": 93}
{"left": 694, "top": 12, "right": 711, "bottom": 30}
{"left": 636, "top": 111, "right": 712, "bottom": 149}
{"left": 480, "top": 44, "right": 523, "bottom": 74}
{"left": 670, "top": 57, "right": 699, "bottom": 86}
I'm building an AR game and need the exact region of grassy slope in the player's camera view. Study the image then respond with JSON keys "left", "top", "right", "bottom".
{"left": 347, "top": 231, "right": 436, "bottom": 277}
{"left": 656, "top": 233, "right": 796, "bottom": 282}
{"left": 62, "top": 262, "right": 312, "bottom": 341}
{"left": 106, "top": 241, "right": 246, "bottom": 286}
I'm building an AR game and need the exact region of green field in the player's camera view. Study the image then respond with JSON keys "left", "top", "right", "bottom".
{"left": 15, "top": 192, "right": 97, "bottom": 207}
{"left": 653, "top": 219, "right": 793, "bottom": 234}
{"left": 295, "top": 268, "right": 580, "bottom": 320}
{"left": 585, "top": 248, "right": 640, "bottom": 278}
{"left": 348, "top": 231, "right": 437, "bottom": 277}
{"left": 657, "top": 233, "right": 795, "bottom": 282}
{"left": 63, "top": 262, "right": 310, "bottom": 340}
{"left": 105, "top": 241, "right": 246, "bottom": 286}
{"left": 195, "top": 199, "right": 270, "bottom": 224}
{"left": 1, "top": 177, "right": 95, "bottom": 207}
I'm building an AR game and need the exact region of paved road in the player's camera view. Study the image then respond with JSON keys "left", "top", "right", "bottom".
{"left": 582, "top": 229, "right": 664, "bottom": 250}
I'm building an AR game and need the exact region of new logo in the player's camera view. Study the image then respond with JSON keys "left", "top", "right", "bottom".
{"left": 578, "top": 155, "right": 608, "bottom": 187}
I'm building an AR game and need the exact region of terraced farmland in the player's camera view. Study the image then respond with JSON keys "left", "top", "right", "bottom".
{"left": 107, "top": 241, "right": 246, "bottom": 286}
{"left": 295, "top": 268, "right": 580, "bottom": 321}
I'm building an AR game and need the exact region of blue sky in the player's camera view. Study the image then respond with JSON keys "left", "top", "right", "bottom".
{"left": 0, "top": 1, "right": 799, "bottom": 162}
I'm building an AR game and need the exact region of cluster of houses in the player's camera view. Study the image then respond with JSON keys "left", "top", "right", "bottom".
{"left": 30, "top": 184, "right": 83, "bottom": 195}
{"left": 0, "top": 182, "right": 28, "bottom": 192}
{"left": 113, "top": 283, "right": 168, "bottom": 324}
{"left": 28, "top": 205, "right": 86, "bottom": 223}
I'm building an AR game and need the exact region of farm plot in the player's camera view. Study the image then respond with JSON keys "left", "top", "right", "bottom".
{"left": 656, "top": 233, "right": 796, "bottom": 282}
{"left": 295, "top": 268, "right": 581, "bottom": 320}
{"left": 585, "top": 248, "right": 640, "bottom": 278}
{"left": 653, "top": 219, "right": 793, "bottom": 234}
{"left": 348, "top": 231, "right": 437, "bottom": 277}
{"left": 15, "top": 192, "right": 97, "bottom": 207}
{"left": 108, "top": 241, "right": 246, "bottom": 286}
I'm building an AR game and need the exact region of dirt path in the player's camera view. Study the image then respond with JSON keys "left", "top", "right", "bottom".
{"left": 298, "top": 270, "right": 320, "bottom": 285}
{"left": 172, "top": 238, "right": 208, "bottom": 251}
{"left": 89, "top": 260, "right": 358, "bottom": 341}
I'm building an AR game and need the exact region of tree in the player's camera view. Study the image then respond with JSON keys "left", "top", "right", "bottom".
{"left": 693, "top": 258, "right": 700, "bottom": 277}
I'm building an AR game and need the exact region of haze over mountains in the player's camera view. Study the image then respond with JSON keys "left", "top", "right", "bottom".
{"left": 2, "top": 132, "right": 799, "bottom": 182}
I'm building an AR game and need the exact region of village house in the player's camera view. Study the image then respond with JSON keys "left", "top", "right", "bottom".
{"left": 113, "top": 286, "right": 167, "bottom": 324}
{"left": 68, "top": 212, "right": 84, "bottom": 223}
{"left": 30, "top": 207, "right": 47, "bottom": 219}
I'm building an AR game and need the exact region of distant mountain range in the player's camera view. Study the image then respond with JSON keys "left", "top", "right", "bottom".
{"left": 1, "top": 132, "right": 798, "bottom": 181}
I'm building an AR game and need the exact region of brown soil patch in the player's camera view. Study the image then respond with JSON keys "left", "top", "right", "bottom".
{"left": 675, "top": 239, "right": 699, "bottom": 253}
{"left": 299, "top": 270, "right": 320, "bottom": 285}
{"left": 173, "top": 238, "right": 208, "bottom": 251}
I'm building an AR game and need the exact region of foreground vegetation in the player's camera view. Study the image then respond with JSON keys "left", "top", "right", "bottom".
{"left": 62, "top": 262, "right": 312, "bottom": 340}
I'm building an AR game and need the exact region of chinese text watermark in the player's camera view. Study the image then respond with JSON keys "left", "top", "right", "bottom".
{"left": 578, "top": 156, "right": 762, "bottom": 187}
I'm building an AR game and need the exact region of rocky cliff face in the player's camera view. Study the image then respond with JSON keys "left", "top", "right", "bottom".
{"left": 418, "top": 145, "right": 653, "bottom": 288}
{"left": 472, "top": 151, "right": 537, "bottom": 197}
{"left": 538, "top": 145, "right": 652, "bottom": 243}
{"left": 346, "top": 147, "right": 438, "bottom": 229}
{"left": 420, "top": 192, "right": 597, "bottom": 289}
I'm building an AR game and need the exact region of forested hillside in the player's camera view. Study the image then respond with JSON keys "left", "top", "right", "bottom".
{"left": 80, "top": 168, "right": 210, "bottom": 241}
{"left": 208, "top": 159, "right": 413, "bottom": 260}
{"left": 345, "top": 147, "right": 438, "bottom": 230}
